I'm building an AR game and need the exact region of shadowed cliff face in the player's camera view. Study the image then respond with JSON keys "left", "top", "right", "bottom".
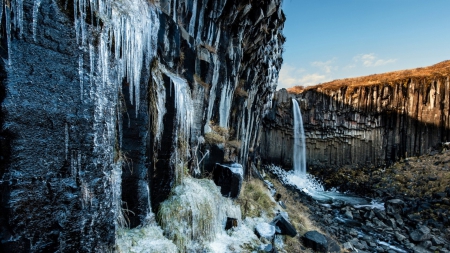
{"left": 0, "top": 0, "right": 285, "bottom": 251}
{"left": 261, "top": 76, "right": 450, "bottom": 171}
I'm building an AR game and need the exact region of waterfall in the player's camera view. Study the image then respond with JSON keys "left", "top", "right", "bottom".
{"left": 292, "top": 98, "right": 306, "bottom": 176}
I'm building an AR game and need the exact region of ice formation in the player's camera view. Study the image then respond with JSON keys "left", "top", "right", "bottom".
{"left": 158, "top": 178, "right": 241, "bottom": 251}
{"left": 116, "top": 225, "right": 177, "bottom": 253}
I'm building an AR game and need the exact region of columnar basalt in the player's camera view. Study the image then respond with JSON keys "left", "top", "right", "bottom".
{"left": 262, "top": 63, "right": 450, "bottom": 171}
{"left": 0, "top": 0, "right": 285, "bottom": 251}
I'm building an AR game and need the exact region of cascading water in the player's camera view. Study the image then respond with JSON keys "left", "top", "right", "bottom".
{"left": 292, "top": 98, "right": 307, "bottom": 176}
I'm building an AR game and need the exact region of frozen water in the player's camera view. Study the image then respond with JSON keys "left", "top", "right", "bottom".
{"left": 219, "top": 163, "right": 243, "bottom": 177}
{"left": 255, "top": 222, "right": 275, "bottom": 239}
{"left": 116, "top": 225, "right": 178, "bottom": 253}
{"left": 32, "top": 0, "right": 41, "bottom": 42}
{"left": 158, "top": 178, "right": 241, "bottom": 251}
{"left": 78, "top": 54, "right": 84, "bottom": 100}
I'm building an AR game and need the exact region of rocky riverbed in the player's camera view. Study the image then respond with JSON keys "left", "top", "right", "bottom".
{"left": 263, "top": 160, "right": 450, "bottom": 253}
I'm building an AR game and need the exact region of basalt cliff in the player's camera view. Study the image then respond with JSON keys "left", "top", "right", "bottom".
{"left": 0, "top": 0, "right": 285, "bottom": 251}
{"left": 261, "top": 61, "right": 450, "bottom": 170}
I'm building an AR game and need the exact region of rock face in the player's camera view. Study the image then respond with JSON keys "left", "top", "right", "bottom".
{"left": 262, "top": 72, "right": 450, "bottom": 170}
{"left": 0, "top": 0, "right": 285, "bottom": 251}
{"left": 213, "top": 163, "right": 243, "bottom": 198}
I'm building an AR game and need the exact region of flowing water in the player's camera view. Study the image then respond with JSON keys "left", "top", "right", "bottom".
{"left": 286, "top": 99, "right": 377, "bottom": 206}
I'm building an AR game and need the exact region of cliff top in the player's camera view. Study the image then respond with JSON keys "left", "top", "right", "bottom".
{"left": 287, "top": 60, "right": 450, "bottom": 94}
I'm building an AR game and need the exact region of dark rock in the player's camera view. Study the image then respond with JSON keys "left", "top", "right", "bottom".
{"left": 302, "top": 231, "right": 328, "bottom": 252}
{"left": 326, "top": 236, "right": 341, "bottom": 253}
{"left": 410, "top": 225, "right": 431, "bottom": 242}
{"left": 225, "top": 217, "right": 238, "bottom": 230}
{"left": 271, "top": 213, "right": 297, "bottom": 237}
{"left": 212, "top": 163, "right": 243, "bottom": 198}
{"left": 431, "top": 236, "right": 444, "bottom": 246}
{"left": 395, "top": 231, "right": 407, "bottom": 242}
{"left": 385, "top": 218, "right": 397, "bottom": 229}
{"left": 385, "top": 199, "right": 405, "bottom": 216}
{"left": 419, "top": 240, "right": 432, "bottom": 249}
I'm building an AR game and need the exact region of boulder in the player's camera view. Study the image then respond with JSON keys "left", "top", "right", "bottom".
{"left": 302, "top": 231, "right": 328, "bottom": 252}
{"left": 271, "top": 213, "right": 297, "bottom": 237}
{"left": 385, "top": 199, "right": 405, "bottom": 216}
{"left": 255, "top": 222, "right": 276, "bottom": 241}
{"left": 225, "top": 217, "right": 238, "bottom": 230}
{"left": 213, "top": 163, "right": 243, "bottom": 198}
{"left": 410, "top": 225, "right": 431, "bottom": 242}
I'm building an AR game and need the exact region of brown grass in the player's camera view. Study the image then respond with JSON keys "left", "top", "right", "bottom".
{"left": 236, "top": 180, "right": 277, "bottom": 219}
{"left": 194, "top": 74, "right": 210, "bottom": 89}
{"left": 234, "top": 87, "right": 248, "bottom": 97}
{"left": 226, "top": 140, "right": 242, "bottom": 150}
{"left": 202, "top": 44, "right": 217, "bottom": 54}
{"left": 287, "top": 60, "right": 450, "bottom": 94}
{"left": 204, "top": 132, "right": 225, "bottom": 145}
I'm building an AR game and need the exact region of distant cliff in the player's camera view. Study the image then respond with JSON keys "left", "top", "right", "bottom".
{"left": 261, "top": 61, "right": 450, "bottom": 170}
{"left": 0, "top": 0, "right": 285, "bottom": 251}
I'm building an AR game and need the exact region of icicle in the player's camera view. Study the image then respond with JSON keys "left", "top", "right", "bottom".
{"left": 5, "top": 4, "right": 11, "bottom": 65}
{"left": 79, "top": 54, "right": 84, "bottom": 101}
{"left": 89, "top": 43, "right": 94, "bottom": 90}
{"left": 146, "top": 184, "right": 151, "bottom": 212}
{"left": 0, "top": 0, "right": 4, "bottom": 32}
{"left": 32, "top": 0, "right": 41, "bottom": 42}
{"left": 65, "top": 123, "right": 69, "bottom": 160}
{"left": 218, "top": 81, "right": 233, "bottom": 128}
{"left": 73, "top": 0, "right": 79, "bottom": 44}
{"left": 13, "top": 0, "right": 23, "bottom": 38}
{"left": 188, "top": 0, "right": 197, "bottom": 36}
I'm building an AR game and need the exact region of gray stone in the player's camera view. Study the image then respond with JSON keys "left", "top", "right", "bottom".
{"left": 431, "top": 236, "right": 445, "bottom": 245}
{"left": 410, "top": 225, "right": 431, "bottom": 242}
{"left": 344, "top": 210, "right": 353, "bottom": 219}
{"left": 385, "top": 199, "right": 405, "bottom": 216}
{"left": 302, "top": 231, "right": 328, "bottom": 252}
{"left": 394, "top": 231, "right": 407, "bottom": 242}
{"left": 343, "top": 242, "right": 354, "bottom": 251}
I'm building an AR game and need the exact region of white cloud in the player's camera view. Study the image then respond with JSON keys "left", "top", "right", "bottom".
{"left": 311, "top": 58, "right": 338, "bottom": 73}
{"left": 353, "top": 53, "right": 397, "bottom": 67}
{"left": 278, "top": 64, "right": 328, "bottom": 89}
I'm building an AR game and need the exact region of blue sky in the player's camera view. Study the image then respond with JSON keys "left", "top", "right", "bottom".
{"left": 278, "top": 0, "right": 450, "bottom": 89}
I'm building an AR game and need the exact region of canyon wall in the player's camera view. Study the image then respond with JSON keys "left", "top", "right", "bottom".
{"left": 0, "top": 0, "right": 284, "bottom": 251}
{"left": 261, "top": 75, "right": 450, "bottom": 170}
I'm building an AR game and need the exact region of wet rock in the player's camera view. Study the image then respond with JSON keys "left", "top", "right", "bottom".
{"left": 343, "top": 242, "right": 355, "bottom": 251}
{"left": 410, "top": 225, "right": 431, "bottom": 242}
{"left": 213, "top": 163, "right": 243, "bottom": 198}
{"left": 431, "top": 236, "right": 445, "bottom": 245}
{"left": 344, "top": 210, "right": 353, "bottom": 219}
{"left": 385, "top": 218, "right": 397, "bottom": 229}
{"left": 395, "top": 231, "right": 407, "bottom": 242}
{"left": 419, "top": 240, "right": 432, "bottom": 248}
{"left": 349, "top": 228, "right": 358, "bottom": 236}
{"left": 271, "top": 213, "right": 297, "bottom": 237}
{"left": 326, "top": 236, "right": 341, "bottom": 253}
{"left": 385, "top": 199, "right": 405, "bottom": 216}
{"left": 302, "top": 231, "right": 328, "bottom": 252}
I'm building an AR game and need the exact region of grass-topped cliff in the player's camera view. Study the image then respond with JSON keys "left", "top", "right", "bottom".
{"left": 287, "top": 60, "right": 450, "bottom": 94}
